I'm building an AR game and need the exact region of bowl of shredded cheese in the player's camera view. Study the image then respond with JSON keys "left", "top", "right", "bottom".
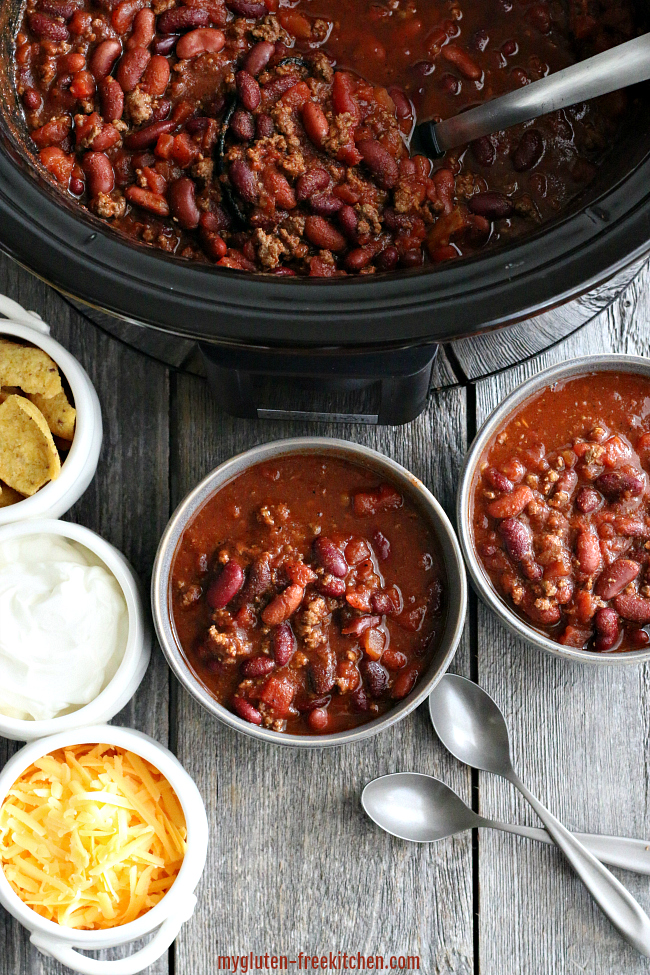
{"left": 0, "top": 725, "right": 208, "bottom": 975}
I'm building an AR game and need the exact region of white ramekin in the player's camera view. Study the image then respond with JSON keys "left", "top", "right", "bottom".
{"left": 0, "top": 725, "right": 209, "bottom": 975}
{"left": 0, "top": 519, "right": 151, "bottom": 741}
{"left": 0, "top": 301, "right": 102, "bottom": 523}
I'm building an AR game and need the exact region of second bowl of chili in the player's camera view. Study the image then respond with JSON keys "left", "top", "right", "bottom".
{"left": 152, "top": 437, "right": 467, "bottom": 746}
{"left": 458, "top": 355, "right": 650, "bottom": 664}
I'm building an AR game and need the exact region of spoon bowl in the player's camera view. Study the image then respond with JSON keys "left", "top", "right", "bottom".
{"left": 361, "top": 772, "right": 477, "bottom": 843}
{"left": 428, "top": 674, "right": 512, "bottom": 776}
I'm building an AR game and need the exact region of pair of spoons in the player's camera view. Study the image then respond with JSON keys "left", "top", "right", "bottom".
{"left": 362, "top": 675, "right": 650, "bottom": 956}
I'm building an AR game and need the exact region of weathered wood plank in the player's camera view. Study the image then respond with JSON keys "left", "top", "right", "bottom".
{"left": 0, "top": 256, "right": 171, "bottom": 975}
{"left": 475, "top": 282, "right": 650, "bottom": 974}
{"left": 171, "top": 376, "right": 474, "bottom": 975}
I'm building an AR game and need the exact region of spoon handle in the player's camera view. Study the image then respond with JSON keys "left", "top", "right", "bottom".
{"left": 482, "top": 819, "right": 650, "bottom": 875}
{"left": 425, "top": 33, "right": 650, "bottom": 154}
{"left": 509, "top": 772, "right": 650, "bottom": 956}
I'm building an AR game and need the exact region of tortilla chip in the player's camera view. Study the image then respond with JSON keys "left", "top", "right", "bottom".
{"left": 28, "top": 390, "right": 76, "bottom": 441}
{"left": 0, "top": 481, "right": 25, "bottom": 507}
{"left": 0, "top": 339, "right": 62, "bottom": 398}
{"left": 0, "top": 395, "right": 61, "bottom": 496}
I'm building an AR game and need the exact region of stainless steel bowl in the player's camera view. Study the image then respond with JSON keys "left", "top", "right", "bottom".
{"left": 152, "top": 437, "right": 467, "bottom": 746}
{"left": 458, "top": 354, "right": 650, "bottom": 665}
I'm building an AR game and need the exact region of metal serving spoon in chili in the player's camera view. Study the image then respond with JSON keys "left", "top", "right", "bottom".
{"left": 414, "top": 32, "right": 650, "bottom": 156}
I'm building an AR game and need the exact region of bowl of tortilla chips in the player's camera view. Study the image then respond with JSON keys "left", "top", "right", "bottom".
{"left": 0, "top": 317, "right": 102, "bottom": 522}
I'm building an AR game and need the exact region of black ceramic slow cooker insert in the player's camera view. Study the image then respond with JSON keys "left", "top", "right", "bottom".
{"left": 1, "top": 0, "right": 649, "bottom": 422}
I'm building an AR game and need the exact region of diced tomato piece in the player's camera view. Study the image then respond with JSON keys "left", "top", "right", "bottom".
{"left": 259, "top": 674, "right": 296, "bottom": 716}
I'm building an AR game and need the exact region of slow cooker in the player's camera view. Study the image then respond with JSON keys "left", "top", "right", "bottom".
{"left": 1, "top": 0, "right": 649, "bottom": 423}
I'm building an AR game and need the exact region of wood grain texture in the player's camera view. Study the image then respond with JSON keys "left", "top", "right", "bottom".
{"left": 475, "top": 263, "right": 650, "bottom": 975}
{"left": 0, "top": 254, "right": 171, "bottom": 975}
{"left": 171, "top": 375, "right": 473, "bottom": 975}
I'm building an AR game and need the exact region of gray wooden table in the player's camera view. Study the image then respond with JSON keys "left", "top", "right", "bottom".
{"left": 1, "top": 252, "right": 649, "bottom": 975}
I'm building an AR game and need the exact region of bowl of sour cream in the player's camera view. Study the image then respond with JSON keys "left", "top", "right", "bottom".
{"left": 0, "top": 519, "right": 151, "bottom": 741}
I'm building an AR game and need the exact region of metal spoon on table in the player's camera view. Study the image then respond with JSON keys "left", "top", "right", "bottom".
{"left": 428, "top": 674, "right": 650, "bottom": 957}
{"left": 412, "top": 33, "right": 650, "bottom": 157}
{"left": 361, "top": 772, "right": 650, "bottom": 875}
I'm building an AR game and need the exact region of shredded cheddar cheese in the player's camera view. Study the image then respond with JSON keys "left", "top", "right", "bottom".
{"left": 0, "top": 744, "right": 187, "bottom": 929}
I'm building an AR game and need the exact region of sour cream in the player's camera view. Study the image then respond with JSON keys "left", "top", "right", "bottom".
{"left": 0, "top": 534, "right": 128, "bottom": 721}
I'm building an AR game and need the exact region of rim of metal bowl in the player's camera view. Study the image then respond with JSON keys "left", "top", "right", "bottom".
{"left": 457, "top": 353, "right": 650, "bottom": 665}
{"left": 152, "top": 437, "right": 468, "bottom": 746}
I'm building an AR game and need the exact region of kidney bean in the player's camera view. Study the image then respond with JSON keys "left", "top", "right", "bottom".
{"left": 296, "top": 167, "right": 329, "bottom": 202}
{"left": 226, "top": 0, "right": 267, "bottom": 16}
{"left": 469, "top": 192, "right": 514, "bottom": 219}
{"left": 304, "top": 215, "right": 347, "bottom": 252}
{"left": 382, "top": 649, "right": 406, "bottom": 671}
{"left": 596, "top": 469, "right": 645, "bottom": 499}
{"left": 31, "top": 115, "right": 72, "bottom": 148}
{"left": 152, "top": 34, "right": 179, "bottom": 56}
{"left": 28, "top": 11, "right": 69, "bottom": 40}
{"left": 527, "top": 2, "right": 551, "bottom": 32}
{"left": 513, "top": 129, "right": 544, "bottom": 171}
{"left": 124, "top": 117, "right": 175, "bottom": 149}
{"left": 242, "top": 656, "right": 275, "bottom": 677}
{"left": 442, "top": 43, "right": 482, "bottom": 80}
{"left": 594, "top": 558, "right": 640, "bottom": 599}
{"left": 82, "top": 151, "right": 114, "bottom": 196}
{"left": 168, "top": 176, "right": 201, "bottom": 229}
{"left": 593, "top": 607, "right": 620, "bottom": 652}
{"left": 157, "top": 6, "right": 211, "bottom": 32}
{"left": 255, "top": 113, "right": 274, "bottom": 138}
{"left": 485, "top": 466, "right": 513, "bottom": 493}
{"left": 310, "top": 646, "right": 336, "bottom": 694}
{"left": 234, "top": 69, "right": 261, "bottom": 112}
{"left": 318, "top": 575, "right": 346, "bottom": 597}
{"left": 38, "top": 0, "right": 80, "bottom": 19}
{"left": 372, "top": 530, "right": 391, "bottom": 562}
{"left": 237, "top": 554, "right": 271, "bottom": 603}
{"left": 306, "top": 708, "right": 328, "bottom": 731}
{"left": 614, "top": 592, "right": 650, "bottom": 624}
{"left": 313, "top": 537, "right": 348, "bottom": 577}
{"left": 231, "top": 109, "right": 255, "bottom": 141}
{"left": 177, "top": 27, "right": 226, "bottom": 59}
{"left": 371, "top": 586, "right": 402, "bottom": 615}
{"left": 629, "top": 628, "right": 650, "bottom": 647}
{"left": 344, "top": 246, "right": 375, "bottom": 272}
{"left": 112, "top": 0, "right": 143, "bottom": 33}
{"left": 388, "top": 85, "right": 411, "bottom": 119}
{"left": 341, "top": 615, "right": 382, "bottom": 637}
{"left": 575, "top": 531, "right": 601, "bottom": 577}
{"left": 296, "top": 693, "right": 331, "bottom": 713}
{"left": 232, "top": 696, "right": 262, "bottom": 725}
{"left": 243, "top": 40, "right": 274, "bottom": 76}
{"left": 356, "top": 139, "right": 398, "bottom": 190}
{"left": 302, "top": 100, "right": 329, "bottom": 148}
{"left": 486, "top": 484, "right": 533, "bottom": 519}
{"left": 272, "top": 622, "right": 296, "bottom": 666}
{"left": 23, "top": 88, "right": 43, "bottom": 111}
{"left": 206, "top": 559, "right": 245, "bottom": 608}
{"left": 576, "top": 486, "right": 601, "bottom": 513}
{"left": 262, "top": 583, "right": 304, "bottom": 625}
{"left": 351, "top": 686, "right": 370, "bottom": 712}
{"left": 391, "top": 666, "right": 418, "bottom": 699}
{"left": 613, "top": 517, "right": 650, "bottom": 537}
{"left": 361, "top": 659, "right": 388, "bottom": 698}
{"left": 229, "top": 159, "right": 259, "bottom": 203}
{"left": 498, "top": 517, "right": 532, "bottom": 562}
{"left": 89, "top": 39, "right": 122, "bottom": 82}
{"left": 471, "top": 135, "right": 496, "bottom": 167}
{"left": 116, "top": 47, "right": 151, "bottom": 92}
{"left": 123, "top": 8, "right": 154, "bottom": 48}
{"left": 374, "top": 246, "right": 397, "bottom": 271}
{"left": 141, "top": 55, "right": 171, "bottom": 96}
{"left": 310, "top": 194, "right": 343, "bottom": 216}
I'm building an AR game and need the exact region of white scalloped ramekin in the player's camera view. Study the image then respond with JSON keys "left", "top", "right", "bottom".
{"left": 0, "top": 725, "right": 209, "bottom": 975}
{"left": 0, "top": 519, "right": 151, "bottom": 741}
{"left": 0, "top": 301, "right": 102, "bottom": 523}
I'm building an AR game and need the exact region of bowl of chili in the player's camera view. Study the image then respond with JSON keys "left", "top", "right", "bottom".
{"left": 458, "top": 354, "right": 650, "bottom": 663}
{"left": 152, "top": 437, "right": 467, "bottom": 745}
